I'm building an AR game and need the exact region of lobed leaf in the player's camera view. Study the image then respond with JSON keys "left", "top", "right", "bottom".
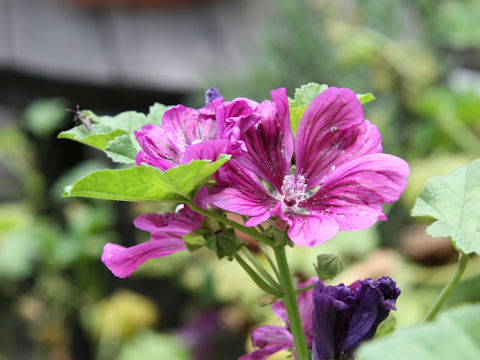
{"left": 62, "top": 156, "right": 230, "bottom": 202}
{"left": 411, "top": 158, "right": 480, "bottom": 254}
{"left": 357, "top": 304, "right": 480, "bottom": 360}
{"left": 104, "top": 134, "right": 138, "bottom": 164}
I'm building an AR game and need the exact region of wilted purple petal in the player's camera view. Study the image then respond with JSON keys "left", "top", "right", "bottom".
{"left": 101, "top": 239, "right": 186, "bottom": 278}
{"left": 214, "top": 97, "right": 261, "bottom": 145}
{"left": 312, "top": 277, "right": 401, "bottom": 360}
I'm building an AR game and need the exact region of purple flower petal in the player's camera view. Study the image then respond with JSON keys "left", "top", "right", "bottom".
{"left": 235, "top": 88, "right": 293, "bottom": 191}
{"left": 135, "top": 105, "right": 217, "bottom": 170}
{"left": 311, "top": 277, "right": 401, "bottom": 360}
{"left": 239, "top": 326, "right": 294, "bottom": 360}
{"left": 300, "top": 153, "right": 409, "bottom": 233}
{"left": 133, "top": 207, "right": 203, "bottom": 234}
{"left": 208, "top": 161, "right": 279, "bottom": 224}
{"left": 295, "top": 87, "right": 369, "bottom": 189}
{"left": 182, "top": 139, "right": 232, "bottom": 163}
{"left": 101, "top": 238, "right": 186, "bottom": 278}
{"left": 285, "top": 214, "right": 340, "bottom": 247}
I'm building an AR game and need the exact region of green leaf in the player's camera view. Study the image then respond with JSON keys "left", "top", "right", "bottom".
{"left": 205, "top": 228, "right": 244, "bottom": 260}
{"left": 357, "top": 304, "right": 480, "bottom": 359}
{"left": 289, "top": 83, "right": 329, "bottom": 108}
{"left": 288, "top": 83, "right": 328, "bottom": 135}
{"left": 183, "top": 229, "right": 207, "bottom": 252}
{"left": 104, "top": 134, "right": 138, "bottom": 164}
{"left": 411, "top": 158, "right": 480, "bottom": 254}
{"left": 288, "top": 83, "right": 376, "bottom": 136}
{"left": 63, "top": 156, "right": 230, "bottom": 202}
{"left": 147, "top": 103, "right": 169, "bottom": 124}
{"left": 374, "top": 313, "right": 397, "bottom": 338}
{"left": 58, "top": 110, "right": 149, "bottom": 151}
{"left": 357, "top": 92, "right": 376, "bottom": 105}
{"left": 58, "top": 125, "right": 127, "bottom": 151}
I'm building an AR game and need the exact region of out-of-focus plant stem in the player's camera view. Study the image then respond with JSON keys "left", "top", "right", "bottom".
{"left": 424, "top": 251, "right": 469, "bottom": 322}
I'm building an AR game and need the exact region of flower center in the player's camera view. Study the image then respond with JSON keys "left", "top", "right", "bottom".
{"left": 280, "top": 174, "right": 307, "bottom": 207}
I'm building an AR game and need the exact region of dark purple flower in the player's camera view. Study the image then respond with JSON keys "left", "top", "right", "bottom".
{"left": 208, "top": 87, "right": 409, "bottom": 247}
{"left": 311, "top": 277, "right": 400, "bottom": 360}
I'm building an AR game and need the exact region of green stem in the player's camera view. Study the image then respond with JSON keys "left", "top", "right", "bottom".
{"left": 296, "top": 283, "right": 315, "bottom": 295}
{"left": 241, "top": 248, "right": 281, "bottom": 292}
{"left": 258, "top": 244, "right": 281, "bottom": 279}
{"left": 273, "top": 245, "right": 308, "bottom": 360}
{"left": 234, "top": 254, "right": 282, "bottom": 296}
{"left": 187, "top": 202, "right": 274, "bottom": 246}
{"left": 424, "top": 251, "right": 469, "bottom": 322}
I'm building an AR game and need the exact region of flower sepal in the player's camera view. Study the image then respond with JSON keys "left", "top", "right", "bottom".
{"left": 205, "top": 228, "right": 245, "bottom": 260}
{"left": 314, "top": 254, "right": 344, "bottom": 280}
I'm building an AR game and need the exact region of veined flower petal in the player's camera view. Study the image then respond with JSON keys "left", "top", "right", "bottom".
{"left": 295, "top": 88, "right": 368, "bottom": 189}
{"left": 234, "top": 88, "right": 293, "bottom": 192}
{"left": 182, "top": 139, "right": 232, "bottom": 164}
{"left": 300, "top": 153, "right": 409, "bottom": 233}
{"left": 286, "top": 214, "right": 340, "bottom": 247}
{"left": 101, "top": 238, "right": 186, "bottom": 278}
{"left": 135, "top": 104, "right": 217, "bottom": 170}
{"left": 133, "top": 207, "right": 202, "bottom": 234}
{"left": 208, "top": 161, "right": 278, "bottom": 222}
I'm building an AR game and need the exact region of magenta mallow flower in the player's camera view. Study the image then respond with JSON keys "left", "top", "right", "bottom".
{"left": 135, "top": 88, "right": 275, "bottom": 170}
{"left": 101, "top": 205, "right": 203, "bottom": 278}
{"left": 208, "top": 87, "right": 409, "bottom": 247}
{"left": 312, "top": 277, "right": 400, "bottom": 360}
{"left": 239, "top": 278, "right": 317, "bottom": 360}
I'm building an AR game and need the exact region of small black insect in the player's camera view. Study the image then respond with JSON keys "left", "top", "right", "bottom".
{"left": 66, "top": 105, "right": 94, "bottom": 131}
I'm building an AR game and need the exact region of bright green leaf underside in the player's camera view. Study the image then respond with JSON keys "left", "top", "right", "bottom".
{"left": 62, "top": 156, "right": 230, "bottom": 202}
{"left": 411, "top": 158, "right": 480, "bottom": 255}
{"left": 357, "top": 304, "right": 480, "bottom": 359}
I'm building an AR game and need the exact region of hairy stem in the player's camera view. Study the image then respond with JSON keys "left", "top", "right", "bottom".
{"left": 273, "top": 245, "right": 309, "bottom": 360}
{"left": 424, "top": 251, "right": 469, "bottom": 322}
